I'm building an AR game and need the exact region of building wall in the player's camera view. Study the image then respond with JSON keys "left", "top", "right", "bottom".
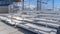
{"left": 0, "top": 0, "right": 21, "bottom": 13}
{"left": 0, "top": 6, "right": 8, "bottom": 13}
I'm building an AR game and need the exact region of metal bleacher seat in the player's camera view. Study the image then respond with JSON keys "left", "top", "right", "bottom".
{"left": 0, "top": 11, "right": 60, "bottom": 34}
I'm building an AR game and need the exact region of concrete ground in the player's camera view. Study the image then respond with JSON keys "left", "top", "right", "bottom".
{"left": 0, "top": 20, "right": 36, "bottom": 34}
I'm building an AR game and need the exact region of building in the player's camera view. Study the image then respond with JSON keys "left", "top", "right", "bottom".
{"left": 0, "top": 0, "right": 21, "bottom": 13}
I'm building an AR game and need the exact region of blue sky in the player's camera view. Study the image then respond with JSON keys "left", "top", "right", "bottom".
{"left": 23, "top": 0, "right": 60, "bottom": 8}
{"left": 54, "top": 0, "right": 60, "bottom": 7}
{"left": 14, "top": 0, "right": 60, "bottom": 9}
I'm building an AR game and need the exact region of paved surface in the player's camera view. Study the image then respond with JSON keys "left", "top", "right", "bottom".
{"left": 0, "top": 20, "right": 36, "bottom": 34}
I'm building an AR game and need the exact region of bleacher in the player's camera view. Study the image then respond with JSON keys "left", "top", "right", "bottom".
{"left": 0, "top": 11, "right": 60, "bottom": 34}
